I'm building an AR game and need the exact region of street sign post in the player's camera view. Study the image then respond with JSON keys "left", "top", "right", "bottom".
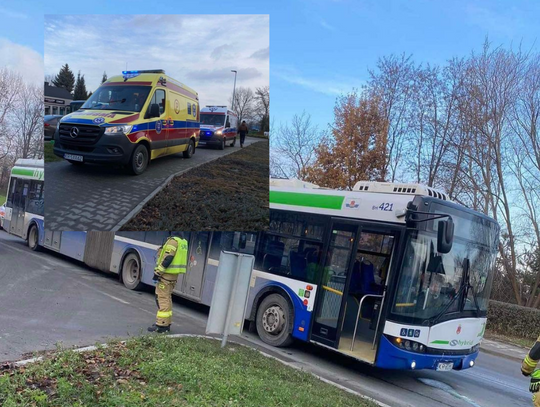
{"left": 206, "top": 251, "right": 254, "bottom": 348}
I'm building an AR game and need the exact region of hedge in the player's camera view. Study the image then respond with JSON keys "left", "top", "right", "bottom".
{"left": 487, "top": 300, "right": 540, "bottom": 340}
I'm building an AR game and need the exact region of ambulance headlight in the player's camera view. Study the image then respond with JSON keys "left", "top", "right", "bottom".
{"left": 104, "top": 125, "right": 133, "bottom": 135}
{"left": 215, "top": 130, "right": 222, "bottom": 135}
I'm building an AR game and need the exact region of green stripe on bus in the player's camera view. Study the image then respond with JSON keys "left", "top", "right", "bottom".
{"left": 11, "top": 168, "right": 43, "bottom": 180}
{"left": 270, "top": 191, "right": 345, "bottom": 210}
{"left": 430, "top": 340, "right": 450, "bottom": 345}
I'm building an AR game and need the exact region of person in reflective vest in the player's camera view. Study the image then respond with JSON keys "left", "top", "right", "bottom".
{"left": 148, "top": 233, "right": 188, "bottom": 333}
{"left": 522, "top": 334, "right": 540, "bottom": 406}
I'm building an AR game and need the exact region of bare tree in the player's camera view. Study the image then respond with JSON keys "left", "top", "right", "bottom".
{"left": 366, "top": 54, "right": 416, "bottom": 181}
{"left": 0, "top": 69, "right": 23, "bottom": 160}
{"left": 229, "top": 87, "right": 255, "bottom": 124}
{"left": 255, "top": 86, "right": 269, "bottom": 132}
{"left": 271, "top": 112, "right": 320, "bottom": 179}
{"left": 12, "top": 83, "right": 44, "bottom": 159}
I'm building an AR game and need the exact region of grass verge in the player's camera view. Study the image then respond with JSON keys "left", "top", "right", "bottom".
{"left": 122, "top": 141, "right": 269, "bottom": 231}
{"left": 0, "top": 336, "right": 376, "bottom": 407}
{"left": 485, "top": 330, "right": 535, "bottom": 349}
{"left": 44, "top": 141, "right": 62, "bottom": 163}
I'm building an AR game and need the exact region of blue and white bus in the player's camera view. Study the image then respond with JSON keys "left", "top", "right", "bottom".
{"left": 15, "top": 178, "right": 499, "bottom": 372}
{"left": 1, "top": 159, "right": 44, "bottom": 248}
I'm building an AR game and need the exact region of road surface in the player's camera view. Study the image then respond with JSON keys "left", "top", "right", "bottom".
{"left": 0, "top": 231, "right": 531, "bottom": 407}
{"left": 44, "top": 137, "right": 261, "bottom": 231}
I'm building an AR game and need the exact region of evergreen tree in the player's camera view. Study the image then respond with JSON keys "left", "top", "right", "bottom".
{"left": 52, "top": 63, "right": 75, "bottom": 93}
{"left": 73, "top": 71, "right": 88, "bottom": 100}
{"left": 101, "top": 71, "right": 108, "bottom": 84}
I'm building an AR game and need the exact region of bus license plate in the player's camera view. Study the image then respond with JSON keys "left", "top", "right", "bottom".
{"left": 64, "top": 153, "right": 83, "bottom": 162}
{"left": 436, "top": 362, "right": 453, "bottom": 371}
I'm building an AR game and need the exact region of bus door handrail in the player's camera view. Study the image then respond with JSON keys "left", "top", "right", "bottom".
{"left": 351, "top": 294, "right": 383, "bottom": 352}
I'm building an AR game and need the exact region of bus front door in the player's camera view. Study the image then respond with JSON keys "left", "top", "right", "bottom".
{"left": 179, "top": 232, "right": 211, "bottom": 301}
{"left": 311, "top": 222, "right": 358, "bottom": 348}
{"left": 10, "top": 179, "right": 29, "bottom": 237}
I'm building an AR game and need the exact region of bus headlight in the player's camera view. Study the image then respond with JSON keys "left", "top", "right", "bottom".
{"left": 390, "top": 335, "right": 426, "bottom": 353}
{"left": 104, "top": 125, "right": 132, "bottom": 135}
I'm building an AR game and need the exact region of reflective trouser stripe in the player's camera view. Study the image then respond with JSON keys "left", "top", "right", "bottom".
{"left": 525, "top": 356, "right": 538, "bottom": 368}
{"left": 157, "top": 310, "right": 173, "bottom": 319}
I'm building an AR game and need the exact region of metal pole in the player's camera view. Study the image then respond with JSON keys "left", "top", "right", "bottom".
{"left": 231, "top": 70, "right": 237, "bottom": 111}
{"left": 221, "top": 254, "right": 241, "bottom": 348}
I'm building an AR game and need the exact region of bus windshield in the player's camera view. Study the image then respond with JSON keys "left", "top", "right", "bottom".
{"left": 201, "top": 114, "right": 225, "bottom": 126}
{"left": 392, "top": 230, "right": 497, "bottom": 321}
{"left": 81, "top": 85, "right": 152, "bottom": 112}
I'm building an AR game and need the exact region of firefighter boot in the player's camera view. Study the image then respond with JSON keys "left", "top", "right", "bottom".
{"left": 147, "top": 324, "right": 171, "bottom": 333}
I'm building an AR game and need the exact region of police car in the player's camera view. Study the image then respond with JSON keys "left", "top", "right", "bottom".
{"left": 199, "top": 106, "right": 238, "bottom": 149}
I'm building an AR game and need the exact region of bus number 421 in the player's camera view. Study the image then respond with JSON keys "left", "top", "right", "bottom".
{"left": 374, "top": 203, "right": 393, "bottom": 211}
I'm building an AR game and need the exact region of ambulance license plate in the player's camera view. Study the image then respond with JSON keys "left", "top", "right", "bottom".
{"left": 436, "top": 362, "right": 453, "bottom": 371}
{"left": 64, "top": 153, "right": 83, "bottom": 162}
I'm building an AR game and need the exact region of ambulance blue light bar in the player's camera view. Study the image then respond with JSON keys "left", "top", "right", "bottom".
{"left": 122, "top": 70, "right": 165, "bottom": 74}
{"left": 122, "top": 70, "right": 165, "bottom": 81}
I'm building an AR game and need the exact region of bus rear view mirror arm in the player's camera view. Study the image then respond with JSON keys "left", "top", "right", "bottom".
{"left": 405, "top": 210, "right": 454, "bottom": 254}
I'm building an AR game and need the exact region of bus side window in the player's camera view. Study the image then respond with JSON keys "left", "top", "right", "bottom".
{"left": 7, "top": 179, "right": 16, "bottom": 205}
{"left": 27, "top": 181, "right": 44, "bottom": 216}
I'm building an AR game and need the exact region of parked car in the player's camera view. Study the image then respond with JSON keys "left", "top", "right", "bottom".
{"left": 44, "top": 115, "right": 63, "bottom": 140}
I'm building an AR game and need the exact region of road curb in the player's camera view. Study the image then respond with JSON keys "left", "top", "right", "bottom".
{"left": 480, "top": 345, "right": 525, "bottom": 362}
{"left": 12, "top": 333, "right": 388, "bottom": 407}
{"left": 111, "top": 139, "right": 263, "bottom": 231}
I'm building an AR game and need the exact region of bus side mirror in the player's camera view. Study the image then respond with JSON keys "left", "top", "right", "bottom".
{"left": 437, "top": 218, "right": 454, "bottom": 254}
{"left": 149, "top": 103, "right": 160, "bottom": 118}
{"left": 239, "top": 233, "right": 247, "bottom": 249}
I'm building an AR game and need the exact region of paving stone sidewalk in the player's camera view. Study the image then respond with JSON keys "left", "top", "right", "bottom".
{"left": 45, "top": 137, "right": 261, "bottom": 231}
{"left": 481, "top": 338, "right": 529, "bottom": 361}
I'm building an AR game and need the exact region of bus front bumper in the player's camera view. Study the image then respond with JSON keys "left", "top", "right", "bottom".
{"left": 375, "top": 335, "right": 478, "bottom": 371}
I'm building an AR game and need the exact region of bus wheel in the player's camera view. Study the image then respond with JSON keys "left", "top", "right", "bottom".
{"left": 129, "top": 144, "right": 149, "bottom": 175}
{"left": 183, "top": 139, "right": 195, "bottom": 158}
{"left": 219, "top": 137, "right": 225, "bottom": 150}
{"left": 121, "top": 253, "right": 144, "bottom": 290}
{"left": 256, "top": 294, "right": 294, "bottom": 347}
{"left": 27, "top": 224, "right": 40, "bottom": 251}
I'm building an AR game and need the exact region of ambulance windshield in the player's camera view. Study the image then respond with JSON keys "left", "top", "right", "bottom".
{"left": 82, "top": 85, "right": 152, "bottom": 113}
{"left": 201, "top": 113, "right": 226, "bottom": 126}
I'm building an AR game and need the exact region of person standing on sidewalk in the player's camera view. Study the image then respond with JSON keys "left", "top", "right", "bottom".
{"left": 147, "top": 232, "right": 189, "bottom": 333}
{"left": 238, "top": 120, "right": 249, "bottom": 148}
{"left": 522, "top": 335, "right": 540, "bottom": 406}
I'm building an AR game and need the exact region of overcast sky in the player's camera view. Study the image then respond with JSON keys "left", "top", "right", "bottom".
{"left": 45, "top": 14, "right": 269, "bottom": 106}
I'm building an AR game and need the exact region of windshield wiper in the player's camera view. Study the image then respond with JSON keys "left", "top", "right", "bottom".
{"left": 464, "top": 269, "right": 482, "bottom": 317}
{"left": 430, "top": 258, "right": 470, "bottom": 325}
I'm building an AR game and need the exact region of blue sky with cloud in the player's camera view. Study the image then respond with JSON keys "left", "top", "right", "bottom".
{"left": 270, "top": 0, "right": 540, "bottom": 129}
{"left": 44, "top": 14, "right": 268, "bottom": 106}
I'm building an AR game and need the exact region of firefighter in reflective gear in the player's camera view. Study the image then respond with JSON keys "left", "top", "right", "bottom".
{"left": 522, "top": 334, "right": 540, "bottom": 406}
{"left": 147, "top": 233, "right": 188, "bottom": 333}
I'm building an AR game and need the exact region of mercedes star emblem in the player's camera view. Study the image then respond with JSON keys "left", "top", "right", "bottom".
{"left": 70, "top": 127, "right": 79, "bottom": 138}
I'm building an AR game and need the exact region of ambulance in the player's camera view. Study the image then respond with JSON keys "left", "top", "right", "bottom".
{"left": 199, "top": 106, "right": 238, "bottom": 149}
{"left": 53, "top": 70, "right": 200, "bottom": 175}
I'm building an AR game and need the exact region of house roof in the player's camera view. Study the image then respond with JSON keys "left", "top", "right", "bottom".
{"left": 44, "top": 83, "right": 73, "bottom": 100}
